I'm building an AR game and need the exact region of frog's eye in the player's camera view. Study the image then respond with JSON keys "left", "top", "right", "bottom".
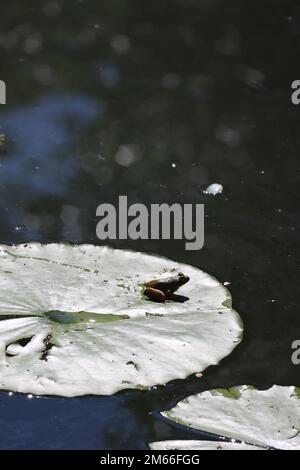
{"left": 178, "top": 272, "right": 184, "bottom": 276}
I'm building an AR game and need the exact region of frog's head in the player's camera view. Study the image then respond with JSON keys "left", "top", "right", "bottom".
{"left": 177, "top": 272, "right": 190, "bottom": 286}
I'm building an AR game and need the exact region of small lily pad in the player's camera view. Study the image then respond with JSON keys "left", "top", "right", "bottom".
{"left": 0, "top": 243, "right": 243, "bottom": 396}
{"left": 154, "top": 385, "right": 300, "bottom": 450}
{"left": 150, "top": 440, "right": 263, "bottom": 451}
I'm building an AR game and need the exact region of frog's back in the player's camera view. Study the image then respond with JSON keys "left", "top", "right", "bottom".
{"left": 153, "top": 280, "right": 177, "bottom": 293}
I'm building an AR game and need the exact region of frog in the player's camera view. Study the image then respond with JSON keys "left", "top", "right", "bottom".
{"left": 143, "top": 272, "right": 190, "bottom": 303}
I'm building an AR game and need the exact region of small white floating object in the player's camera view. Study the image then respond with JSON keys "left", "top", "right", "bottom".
{"left": 203, "top": 183, "right": 223, "bottom": 196}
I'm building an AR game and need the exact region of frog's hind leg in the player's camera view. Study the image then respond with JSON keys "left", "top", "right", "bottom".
{"left": 144, "top": 287, "right": 166, "bottom": 303}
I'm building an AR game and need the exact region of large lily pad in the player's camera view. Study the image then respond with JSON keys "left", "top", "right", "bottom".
{"left": 0, "top": 243, "right": 242, "bottom": 396}
{"left": 153, "top": 385, "right": 300, "bottom": 450}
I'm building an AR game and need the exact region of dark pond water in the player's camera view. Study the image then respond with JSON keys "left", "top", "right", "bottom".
{"left": 0, "top": 0, "right": 299, "bottom": 449}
